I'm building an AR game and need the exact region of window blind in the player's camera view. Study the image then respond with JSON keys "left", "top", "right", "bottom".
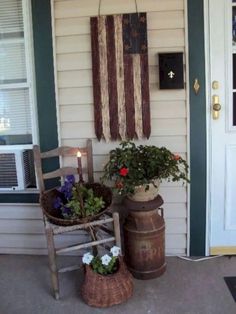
{"left": 0, "top": 0, "right": 24, "bottom": 35}
{"left": 0, "top": 0, "right": 32, "bottom": 145}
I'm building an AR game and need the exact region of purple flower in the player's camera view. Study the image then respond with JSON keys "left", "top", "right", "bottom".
{"left": 62, "top": 205, "right": 72, "bottom": 216}
{"left": 53, "top": 196, "right": 62, "bottom": 209}
{"left": 60, "top": 181, "right": 73, "bottom": 200}
{"left": 65, "top": 175, "right": 75, "bottom": 184}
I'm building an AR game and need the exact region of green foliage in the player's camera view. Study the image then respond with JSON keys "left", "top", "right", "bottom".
{"left": 67, "top": 184, "right": 105, "bottom": 218}
{"left": 102, "top": 141, "right": 189, "bottom": 195}
{"left": 54, "top": 183, "right": 105, "bottom": 220}
{"left": 91, "top": 256, "right": 118, "bottom": 275}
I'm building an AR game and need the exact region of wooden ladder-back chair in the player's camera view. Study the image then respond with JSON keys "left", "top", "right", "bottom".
{"left": 33, "top": 139, "right": 121, "bottom": 300}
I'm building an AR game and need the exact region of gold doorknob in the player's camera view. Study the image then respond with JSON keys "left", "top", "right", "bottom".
{"left": 212, "top": 95, "right": 221, "bottom": 120}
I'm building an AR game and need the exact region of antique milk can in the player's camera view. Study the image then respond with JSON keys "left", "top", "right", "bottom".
{"left": 123, "top": 195, "right": 166, "bottom": 279}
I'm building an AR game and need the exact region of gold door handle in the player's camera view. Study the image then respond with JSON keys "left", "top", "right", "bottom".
{"left": 212, "top": 95, "right": 221, "bottom": 120}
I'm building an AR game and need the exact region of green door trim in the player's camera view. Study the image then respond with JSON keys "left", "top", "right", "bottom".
{"left": 188, "top": 0, "right": 207, "bottom": 255}
{"left": 0, "top": 0, "right": 59, "bottom": 203}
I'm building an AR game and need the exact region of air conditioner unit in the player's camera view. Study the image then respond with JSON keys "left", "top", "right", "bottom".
{"left": 0, "top": 149, "right": 36, "bottom": 191}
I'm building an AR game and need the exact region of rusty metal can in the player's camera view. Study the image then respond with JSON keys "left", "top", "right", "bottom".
{"left": 123, "top": 195, "right": 166, "bottom": 280}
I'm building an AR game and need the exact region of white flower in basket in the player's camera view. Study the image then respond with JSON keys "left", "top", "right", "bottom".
{"left": 82, "top": 246, "right": 121, "bottom": 274}
{"left": 82, "top": 252, "right": 94, "bottom": 265}
{"left": 101, "top": 254, "right": 112, "bottom": 266}
{"left": 110, "top": 246, "right": 121, "bottom": 257}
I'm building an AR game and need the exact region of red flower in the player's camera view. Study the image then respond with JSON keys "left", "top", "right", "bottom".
{"left": 115, "top": 181, "right": 124, "bottom": 189}
{"left": 119, "top": 167, "right": 129, "bottom": 176}
{"left": 173, "top": 154, "right": 180, "bottom": 161}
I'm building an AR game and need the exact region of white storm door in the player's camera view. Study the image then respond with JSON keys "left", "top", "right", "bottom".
{"left": 209, "top": 0, "right": 236, "bottom": 255}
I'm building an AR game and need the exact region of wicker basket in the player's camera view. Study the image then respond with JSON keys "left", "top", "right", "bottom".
{"left": 81, "top": 257, "right": 133, "bottom": 308}
{"left": 40, "top": 183, "right": 112, "bottom": 226}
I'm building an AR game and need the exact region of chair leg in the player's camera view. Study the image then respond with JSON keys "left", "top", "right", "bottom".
{"left": 46, "top": 228, "right": 60, "bottom": 300}
{"left": 112, "top": 212, "right": 122, "bottom": 253}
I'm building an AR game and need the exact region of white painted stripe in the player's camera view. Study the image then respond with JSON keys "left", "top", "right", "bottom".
{"left": 132, "top": 54, "right": 143, "bottom": 138}
{"left": 98, "top": 16, "right": 111, "bottom": 141}
{"left": 114, "top": 15, "right": 126, "bottom": 140}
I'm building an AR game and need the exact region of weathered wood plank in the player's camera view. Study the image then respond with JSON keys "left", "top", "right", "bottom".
{"left": 98, "top": 15, "right": 110, "bottom": 141}
{"left": 90, "top": 17, "right": 103, "bottom": 140}
{"left": 114, "top": 15, "right": 126, "bottom": 140}
{"left": 106, "top": 15, "right": 119, "bottom": 140}
{"left": 133, "top": 54, "right": 143, "bottom": 138}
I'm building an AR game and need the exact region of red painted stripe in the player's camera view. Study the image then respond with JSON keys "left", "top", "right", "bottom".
{"left": 106, "top": 15, "right": 119, "bottom": 140}
{"left": 124, "top": 54, "right": 135, "bottom": 139}
{"left": 90, "top": 17, "right": 103, "bottom": 140}
{"left": 140, "top": 54, "right": 151, "bottom": 138}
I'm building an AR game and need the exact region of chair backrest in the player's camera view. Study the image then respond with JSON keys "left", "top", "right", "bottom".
{"left": 33, "top": 139, "right": 94, "bottom": 192}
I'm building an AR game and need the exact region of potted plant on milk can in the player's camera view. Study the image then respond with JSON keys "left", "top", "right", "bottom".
{"left": 102, "top": 141, "right": 189, "bottom": 280}
{"left": 102, "top": 140, "right": 189, "bottom": 201}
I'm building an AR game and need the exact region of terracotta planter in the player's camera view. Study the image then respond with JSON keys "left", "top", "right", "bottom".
{"left": 127, "top": 179, "right": 160, "bottom": 202}
{"left": 81, "top": 257, "right": 133, "bottom": 308}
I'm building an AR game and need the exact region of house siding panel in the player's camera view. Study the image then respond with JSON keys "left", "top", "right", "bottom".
{"left": 54, "top": 0, "right": 188, "bottom": 255}
{"left": 0, "top": 0, "right": 188, "bottom": 256}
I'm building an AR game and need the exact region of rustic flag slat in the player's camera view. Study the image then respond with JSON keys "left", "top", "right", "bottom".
{"left": 98, "top": 16, "right": 110, "bottom": 142}
{"left": 130, "top": 13, "right": 140, "bottom": 54}
{"left": 90, "top": 12, "right": 150, "bottom": 141}
{"left": 133, "top": 54, "right": 143, "bottom": 138}
{"left": 139, "top": 12, "right": 148, "bottom": 53}
{"left": 140, "top": 53, "right": 151, "bottom": 138}
{"left": 124, "top": 54, "right": 136, "bottom": 139}
{"left": 106, "top": 15, "right": 119, "bottom": 140}
{"left": 90, "top": 17, "right": 103, "bottom": 140}
{"left": 114, "top": 15, "right": 126, "bottom": 140}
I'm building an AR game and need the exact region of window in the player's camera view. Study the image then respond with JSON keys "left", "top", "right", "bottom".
{"left": 0, "top": 0, "right": 37, "bottom": 190}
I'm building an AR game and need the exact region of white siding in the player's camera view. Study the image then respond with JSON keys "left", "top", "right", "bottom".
{"left": 54, "top": 0, "right": 188, "bottom": 255}
{"left": 0, "top": 0, "right": 188, "bottom": 256}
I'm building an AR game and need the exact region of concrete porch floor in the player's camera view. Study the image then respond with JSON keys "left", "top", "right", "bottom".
{"left": 0, "top": 255, "right": 235, "bottom": 314}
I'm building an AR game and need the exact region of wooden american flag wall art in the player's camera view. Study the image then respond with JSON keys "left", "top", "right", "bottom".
{"left": 90, "top": 12, "right": 151, "bottom": 141}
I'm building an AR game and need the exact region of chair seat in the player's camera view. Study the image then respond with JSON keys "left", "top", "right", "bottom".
{"left": 45, "top": 212, "right": 114, "bottom": 235}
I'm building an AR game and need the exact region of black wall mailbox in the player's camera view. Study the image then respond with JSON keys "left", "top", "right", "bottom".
{"left": 158, "top": 53, "right": 184, "bottom": 89}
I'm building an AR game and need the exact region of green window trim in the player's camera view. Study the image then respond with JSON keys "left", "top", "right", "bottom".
{"left": 188, "top": 0, "right": 207, "bottom": 256}
{"left": 0, "top": 0, "right": 59, "bottom": 203}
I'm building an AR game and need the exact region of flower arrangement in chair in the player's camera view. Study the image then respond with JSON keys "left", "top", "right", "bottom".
{"left": 53, "top": 175, "right": 106, "bottom": 220}
{"left": 41, "top": 175, "right": 112, "bottom": 226}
